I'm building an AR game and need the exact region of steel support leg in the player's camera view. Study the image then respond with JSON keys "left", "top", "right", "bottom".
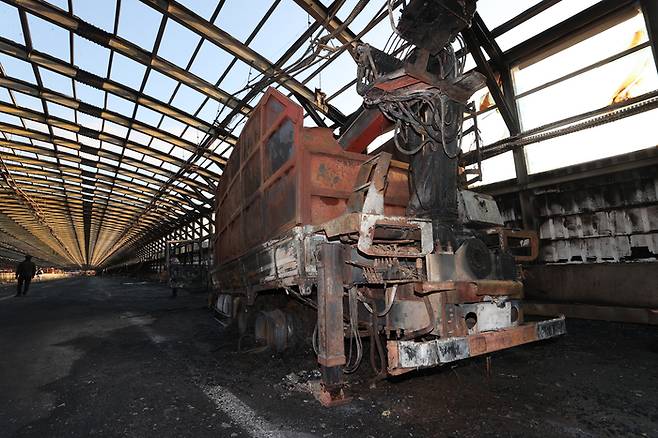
{"left": 316, "top": 243, "right": 349, "bottom": 406}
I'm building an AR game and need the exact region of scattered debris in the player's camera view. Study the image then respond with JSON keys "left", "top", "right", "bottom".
{"left": 276, "top": 369, "right": 322, "bottom": 397}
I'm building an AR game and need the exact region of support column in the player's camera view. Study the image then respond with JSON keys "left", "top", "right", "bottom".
{"left": 513, "top": 147, "right": 537, "bottom": 230}
{"left": 316, "top": 242, "right": 349, "bottom": 406}
{"left": 503, "top": 59, "right": 536, "bottom": 230}
{"left": 641, "top": 0, "right": 658, "bottom": 76}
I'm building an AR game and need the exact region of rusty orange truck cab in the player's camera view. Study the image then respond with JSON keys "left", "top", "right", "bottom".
{"left": 210, "top": 88, "right": 565, "bottom": 406}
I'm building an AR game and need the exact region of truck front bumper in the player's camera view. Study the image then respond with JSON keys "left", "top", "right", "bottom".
{"left": 387, "top": 316, "right": 566, "bottom": 375}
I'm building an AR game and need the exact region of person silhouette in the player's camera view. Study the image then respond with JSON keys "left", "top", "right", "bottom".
{"left": 15, "top": 255, "right": 36, "bottom": 297}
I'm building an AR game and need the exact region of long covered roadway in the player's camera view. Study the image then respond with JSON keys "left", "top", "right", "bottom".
{"left": 2, "top": 1, "right": 658, "bottom": 436}
{"left": 0, "top": 277, "right": 656, "bottom": 437}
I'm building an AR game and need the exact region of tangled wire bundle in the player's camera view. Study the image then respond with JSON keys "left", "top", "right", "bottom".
{"left": 365, "top": 89, "right": 464, "bottom": 158}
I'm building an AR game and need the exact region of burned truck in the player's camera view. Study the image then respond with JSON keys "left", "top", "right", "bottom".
{"left": 210, "top": 0, "right": 565, "bottom": 406}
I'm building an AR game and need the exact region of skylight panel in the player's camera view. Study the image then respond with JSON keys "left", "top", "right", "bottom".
{"left": 14, "top": 149, "right": 37, "bottom": 159}
{"left": 135, "top": 105, "right": 162, "bottom": 127}
{"left": 181, "top": 126, "right": 204, "bottom": 144}
{"left": 209, "top": 138, "right": 225, "bottom": 152}
{"left": 103, "top": 121, "right": 129, "bottom": 138}
{"left": 157, "top": 19, "right": 202, "bottom": 68}
{"left": 189, "top": 41, "right": 233, "bottom": 83}
{"left": 143, "top": 155, "right": 162, "bottom": 167}
{"left": 497, "top": 0, "right": 601, "bottom": 51}
{"left": 78, "top": 113, "right": 103, "bottom": 131}
{"left": 52, "top": 126, "right": 77, "bottom": 141}
{"left": 123, "top": 148, "right": 143, "bottom": 161}
{"left": 72, "top": 0, "right": 116, "bottom": 33}
{"left": 106, "top": 93, "right": 136, "bottom": 118}
{"left": 39, "top": 68, "right": 73, "bottom": 96}
{"left": 159, "top": 116, "right": 187, "bottom": 137}
{"left": 73, "top": 35, "right": 111, "bottom": 77}
{"left": 205, "top": 162, "right": 222, "bottom": 175}
{"left": 46, "top": 101, "right": 75, "bottom": 121}
{"left": 116, "top": 172, "right": 131, "bottom": 182}
{"left": 326, "top": 86, "right": 360, "bottom": 118}
{"left": 196, "top": 98, "right": 224, "bottom": 124}
{"left": 100, "top": 141, "right": 123, "bottom": 154}
{"left": 26, "top": 13, "right": 70, "bottom": 63}
{"left": 0, "top": 3, "right": 25, "bottom": 44}
{"left": 119, "top": 160, "right": 137, "bottom": 172}
{"left": 143, "top": 70, "right": 178, "bottom": 102}
{"left": 170, "top": 84, "right": 206, "bottom": 115}
{"left": 0, "top": 87, "right": 11, "bottom": 103}
{"left": 9, "top": 134, "right": 31, "bottom": 143}
{"left": 43, "top": 0, "right": 68, "bottom": 11}
{"left": 110, "top": 53, "right": 147, "bottom": 90}
{"left": 99, "top": 156, "right": 118, "bottom": 166}
{"left": 214, "top": 0, "right": 269, "bottom": 42}
{"left": 75, "top": 82, "right": 105, "bottom": 108}
{"left": 0, "top": 113, "right": 23, "bottom": 126}
{"left": 79, "top": 135, "right": 101, "bottom": 149}
{"left": 0, "top": 54, "right": 37, "bottom": 84}
{"left": 227, "top": 115, "right": 245, "bottom": 133}
{"left": 334, "top": 0, "right": 386, "bottom": 31}
{"left": 477, "top": 0, "right": 544, "bottom": 31}
{"left": 128, "top": 130, "right": 152, "bottom": 146}
{"left": 60, "top": 158, "right": 79, "bottom": 168}
{"left": 196, "top": 157, "right": 210, "bottom": 168}
{"left": 151, "top": 138, "right": 174, "bottom": 153}
{"left": 57, "top": 145, "right": 77, "bottom": 156}
{"left": 177, "top": 0, "right": 218, "bottom": 20}
{"left": 303, "top": 51, "right": 355, "bottom": 97}
{"left": 132, "top": 176, "right": 148, "bottom": 186}
{"left": 136, "top": 168, "right": 154, "bottom": 178}
{"left": 32, "top": 140, "right": 55, "bottom": 149}
{"left": 38, "top": 154, "right": 57, "bottom": 163}
{"left": 170, "top": 145, "right": 192, "bottom": 161}
{"left": 165, "top": 162, "right": 180, "bottom": 173}
{"left": 80, "top": 164, "right": 97, "bottom": 173}
{"left": 248, "top": 1, "right": 308, "bottom": 61}
{"left": 117, "top": 0, "right": 162, "bottom": 51}
{"left": 216, "top": 58, "right": 251, "bottom": 94}
{"left": 13, "top": 89, "right": 44, "bottom": 110}
{"left": 23, "top": 120, "right": 49, "bottom": 133}
{"left": 79, "top": 151, "right": 99, "bottom": 162}
{"left": 360, "top": 14, "right": 397, "bottom": 50}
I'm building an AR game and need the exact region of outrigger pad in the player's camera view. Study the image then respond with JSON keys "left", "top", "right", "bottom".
{"left": 316, "top": 384, "right": 352, "bottom": 408}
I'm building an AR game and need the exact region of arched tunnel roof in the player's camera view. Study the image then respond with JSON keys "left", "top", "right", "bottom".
{"left": 0, "top": 0, "right": 634, "bottom": 267}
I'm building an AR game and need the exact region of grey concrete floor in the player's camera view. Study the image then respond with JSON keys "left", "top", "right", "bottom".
{"left": 0, "top": 276, "right": 656, "bottom": 438}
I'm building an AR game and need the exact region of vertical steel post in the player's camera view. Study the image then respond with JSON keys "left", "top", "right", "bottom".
{"left": 316, "top": 242, "right": 349, "bottom": 406}
{"left": 641, "top": 0, "right": 658, "bottom": 76}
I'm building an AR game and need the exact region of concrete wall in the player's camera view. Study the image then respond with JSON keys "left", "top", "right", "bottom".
{"left": 485, "top": 153, "right": 658, "bottom": 323}
{"left": 495, "top": 165, "right": 658, "bottom": 264}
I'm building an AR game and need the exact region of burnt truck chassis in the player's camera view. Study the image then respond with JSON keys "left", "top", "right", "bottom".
{"left": 212, "top": 153, "right": 565, "bottom": 406}
{"left": 212, "top": 0, "right": 566, "bottom": 405}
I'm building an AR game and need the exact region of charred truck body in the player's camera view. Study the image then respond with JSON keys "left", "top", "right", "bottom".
{"left": 210, "top": 0, "right": 565, "bottom": 406}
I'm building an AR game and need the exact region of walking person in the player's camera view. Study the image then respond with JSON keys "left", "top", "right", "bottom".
{"left": 15, "top": 255, "right": 36, "bottom": 297}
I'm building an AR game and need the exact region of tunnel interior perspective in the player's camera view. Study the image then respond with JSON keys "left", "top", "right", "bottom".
{"left": 1, "top": 1, "right": 657, "bottom": 437}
